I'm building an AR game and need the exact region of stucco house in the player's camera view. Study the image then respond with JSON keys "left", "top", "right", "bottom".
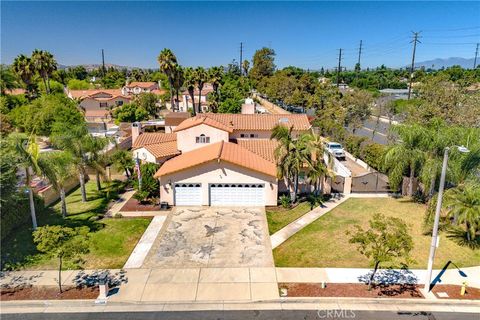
{"left": 67, "top": 89, "right": 132, "bottom": 122}
{"left": 132, "top": 113, "right": 312, "bottom": 206}
{"left": 121, "top": 81, "right": 164, "bottom": 96}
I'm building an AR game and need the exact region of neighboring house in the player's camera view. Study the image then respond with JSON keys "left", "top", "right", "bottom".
{"left": 164, "top": 112, "right": 191, "bottom": 133}
{"left": 67, "top": 89, "right": 132, "bottom": 122}
{"left": 132, "top": 113, "right": 312, "bottom": 207}
{"left": 121, "top": 81, "right": 164, "bottom": 95}
{"left": 172, "top": 83, "right": 214, "bottom": 112}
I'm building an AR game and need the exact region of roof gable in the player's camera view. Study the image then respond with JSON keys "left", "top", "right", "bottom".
{"left": 173, "top": 116, "right": 234, "bottom": 133}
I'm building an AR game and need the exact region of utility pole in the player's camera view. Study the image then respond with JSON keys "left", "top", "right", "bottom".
{"left": 357, "top": 40, "right": 363, "bottom": 70}
{"left": 408, "top": 32, "right": 421, "bottom": 100}
{"left": 101, "top": 49, "right": 106, "bottom": 77}
{"left": 240, "top": 42, "right": 243, "bottom": 76}
{"left": 336, "top": 48, "right": 342, "bottom": 88}
{"left": 474, "top": 43, "right": 479, "bottom": 69}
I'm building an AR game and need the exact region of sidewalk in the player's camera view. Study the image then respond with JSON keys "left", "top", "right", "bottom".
{"left": 106, "top": 190, "right": 135, "bottom": 217}
{"left": 270, "top": 195, "right": 350, "bottom": 249}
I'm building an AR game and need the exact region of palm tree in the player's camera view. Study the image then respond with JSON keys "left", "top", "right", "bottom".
{"left": 242, "top": 60, "right": 250, "bottom": 76}
{"left": 111, "top": 148, "right": 134, "bottom": 178}
{"left": 51, "top": 124, "right": 90, "bottom": 202}
{"left": 0, "top": 66, "right": 18, "bottom": 95}
{"left": 183, "top": 67, "right": 197, "bottom": 116}
{"left": 12, "top": 54, "right": 36, "bottom": 98}
{"left": 172, "top": 65, "right": 184, "bottom": 110}
{"left": 10, "top": 133, "right": 43, "bottom": 229}
{"left": 208, "top": 66, "right": 223, "bottom": 95}
{"left": 31, "top": 50, "right": 57, "bottom": 94}
{"left": 157, "top": 49, "right": 178, "bottom": 111}
{"left": 194, "top": 67, "right": 207, "bottom": 113}
{"left": 304, "top": 133, "right": 331, "bottom": 195}
{"left": 84, "top": 135, "right": 110, "bottom": 191}
{"left": 40, "top": 151, "right": 76, "bottom": 218}
{"left": 384, "top": 124, "right": 426, "bottom": 196}
{"left": 444, "top": 183, "right": 480, "bottom": 242}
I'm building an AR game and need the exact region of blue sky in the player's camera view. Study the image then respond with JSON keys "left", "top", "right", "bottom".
{"left": 2, "top": 1, "right": 479, "bottom": 69}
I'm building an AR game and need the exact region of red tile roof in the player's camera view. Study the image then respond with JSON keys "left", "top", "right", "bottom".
{"left": 144, "top": 141, "right": 180, "bottom": 160}
{"left": 154, "top": 141, "right": 276, "bottom": 178}
{"left": 132, "top": 132, "right": 177, "bottom": 149}
{"left": 173, "top": 116, "right": 234, "bottom": 133}
{"left": 126, "top": 81, "right": 157, "bottom": 88}
{"left": 235, "top": 139, "right": 279, "bottom": 163}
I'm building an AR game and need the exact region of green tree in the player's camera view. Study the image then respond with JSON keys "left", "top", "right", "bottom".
{"left": 342, "top": 90, "right": 373, "bottom": 134}
{"left": 242, "top": 60, "right": 250, "bottom": 76}
{"left": 183, "top": 67, "right": 197, "bottom": 115}
{"left": 444, "top": 183, "right": 480, "bottom": 242}
{"left": 194, "top": 67, "right": 207, "bottom": 113}
{"left": 0, "top": 66, "right": 18, "bottom": 95}
{"left": 67, "top": 79, "right": 91, "bottom": 90}
{"left": 157, "top": 49, "right": 178, "bottom": 110}
{"left": 40, "top": 151, "right": 76, "bottom": 217}
{"left": 12, "top": 54, "right": 37, "bottom": 98}
{"left": 134, "top": 92, "right": 159, "bottom": 118}
{"left": 84, "top": 135, "right": 110, "bottom": 191}
{"left": 250, "top": 47, "right": 276, "bottom": 83}
{"left": 172, "top": 65, "right": 184, "bottom": 110}
{"left": 112, "top": 103, "right": 149, "bottom": 124}
{"left": 31, "top": 50, "right": 57, "bottom": 94}
{"left": 33, "top": 225, "right": 90, "bottom": 293}
{"left": 383, "top": 124, "right": 426, "bottom": 195}
{"left": 347, "top": 213, "right": 413, "bottom": 290}
{"left": 133, "top": 163, "right": 159, "bottom": 202}
{"left": 111, "top": 148, "right": 134, "bottom": 178}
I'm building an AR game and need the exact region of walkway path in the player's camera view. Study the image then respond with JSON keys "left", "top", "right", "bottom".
{"left": 123, "top": 216, "right": 167, "bottom": 269}
{"left": 106, "top": 190, "right": 135, "bottom": 217}
{"left": 270, "top": 195, "right": 350, "bottom": 249}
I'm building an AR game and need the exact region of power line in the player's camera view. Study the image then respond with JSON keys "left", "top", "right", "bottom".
{"left": 408, "top": 31, "right": 421, "bottom": 100}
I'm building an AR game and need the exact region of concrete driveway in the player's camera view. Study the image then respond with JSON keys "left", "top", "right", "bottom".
{"left": 142, "top": 207, "right": 274, "bottom": 268}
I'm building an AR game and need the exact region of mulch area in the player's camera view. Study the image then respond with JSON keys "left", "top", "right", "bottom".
{"left": 278, "top": 283, "right": 424, "bottom": 298}
{"left": 120, "top": 197, "right": 160, "bottom": 212}
{"left": 1, "top": 286, "right": 99, "bottom": 300}
{"left": 432, "top": 284, "right": 480, "bottom": 300}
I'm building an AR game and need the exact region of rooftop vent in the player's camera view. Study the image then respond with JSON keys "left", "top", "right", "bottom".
{"left": 279, "top": 118, "right": 289, "bottom": 123}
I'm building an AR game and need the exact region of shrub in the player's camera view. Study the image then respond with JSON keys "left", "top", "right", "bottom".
{"left": 344, "top": 135, "right": 367, "bottom": 158}
{"left": 279, "top": 195, "right": 291, "bottom": 208}
{"left": 360, "top": 142, "right": 386, "bottom": 172}
{"left": 133, "top": 190, "right": 150, "bottom": 203}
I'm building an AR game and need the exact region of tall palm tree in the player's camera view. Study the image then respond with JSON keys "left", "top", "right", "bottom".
{"left": 31, "top": 50, "right": 57, "bottom": 94}
{"left": 40, "top": 151, "right": 76, "bottom": 218}
{"left": 157, "top": 49, "right": 178, "bottom": 111}
{"left": 10, "top": 133, "right": 43, "bottom": 229}
{"left": 304, "top": 133, "right": 331, "bottom": 195}
{"left": 271, "top": 125, "right": 298, "bottom": 201}
{"left": 194, "top": 67, "right": 207, "bottom": 113}
{"left": 208, "top": 66, "right": 223, "bottom": 95}
{"left": 12, "top": 54, "right": 36, "bottom": 98}
{"left": 242, "top": 60, "right": 250, "bottom": 76}
{"left": 111, "top": 148, "right": 134, "bottom": 178}
{"left": 384, "top": 124, "right": 426, "bottom": 196}
{"left": 444, "top": 182, "right": 480, "bottom": 242}
{"left": 51, "top": 124, "right": 90, "bottom": 202}
{"left": 84, "top": 135, "right": 110, "bottom": 191}
{"left": 172, "top": 65, "right": 184, "bottom": 110}
{"left": 0, "top": 66, "right": 18, "bottom": 95}
{"left": 183, "top": 67, "right": 197, "bottom": 115}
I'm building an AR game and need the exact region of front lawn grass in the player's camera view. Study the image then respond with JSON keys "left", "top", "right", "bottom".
{"left": 267, "top": 201, "right": 312, "bottom": 235}
{"left": 1, "top": 181, "right": 151, "bottom": 270}
{"left": 273, "top": 197, "right": 480, "bottom": 269}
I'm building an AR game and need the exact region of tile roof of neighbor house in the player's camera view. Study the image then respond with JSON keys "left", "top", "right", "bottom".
{"left": 5, "top": 88, "right": 26, "bottom": 95}
{"left": 151, "top": 89, "right": 167, "bottom": 95}
{"left": 235, "top": 139, "right": 279, "bottom": 163}
{"left": 164, "top": 112, "right": 191, "bottom": 126}
{"left": 132, "top": 132, "right": 177, "bottom": 149}
{"left": 126, "top": 81, "right": 157, "bottom": 88}
{"left": 69, "top": 89, "right": 129, "bottom": 100}
{"left": 174, "top": 113, "right": 311, "bottom": 132}
{"left": 144, "top": 141, "right": 180, "bottom": 160}
{"left": 154, "top": 140, "right": 277, "bottom": 178}
{"left": 173, "top": 116, "right": 234, "bottom": 133}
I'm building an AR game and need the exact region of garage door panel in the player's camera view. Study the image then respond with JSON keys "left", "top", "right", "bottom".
{"left": 210, "top": 184, "right": 264, "bottom": 206}
{"left": 175, "top": 183, "right": 202, "bottom": 206}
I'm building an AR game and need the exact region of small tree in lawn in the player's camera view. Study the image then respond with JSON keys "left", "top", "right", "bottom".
{"left": 33, "top": 225, "right": 90, "bottom": 293}
{"left": 346, "top": 213, "right": 413, "bottom": 290}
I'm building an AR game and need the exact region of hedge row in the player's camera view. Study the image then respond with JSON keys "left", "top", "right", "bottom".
{"left": 342, "top": 134, "right": 387, "bottom": 173}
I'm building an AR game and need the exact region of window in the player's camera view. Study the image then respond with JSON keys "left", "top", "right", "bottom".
{"left": 116, "top": 100, "right": 124, "bottom": 106}
{"left": 250, "top": 133, "right": 258, "bottom": 138}
{"left": 196, "top": 134, "right": 210, "bottom": 143}
{"left": 99, "top": 102, "right": 108, "bottom": 108}
{"left": 240, "top": 134, "right": 245, "bottom": 138}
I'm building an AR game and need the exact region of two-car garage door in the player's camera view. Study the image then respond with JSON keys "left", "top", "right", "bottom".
{"left": 174, "top": 183, "right": 265, "bottom": 206}
{"left": 210, "top": 184, "right": 265, "bottom": 206}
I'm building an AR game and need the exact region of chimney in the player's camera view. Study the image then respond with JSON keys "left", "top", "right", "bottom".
{"left": 131, "top": 122, "right": 142, "bottom": 145}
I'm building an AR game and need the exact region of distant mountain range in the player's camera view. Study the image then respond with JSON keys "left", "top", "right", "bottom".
{"left": 414, "top": 57, "right": 475, "bottom": 70}
{"left": 58, "top": 63, "right": 142, "bottom": 71}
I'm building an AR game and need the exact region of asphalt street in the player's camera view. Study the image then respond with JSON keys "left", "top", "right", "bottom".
{"left": 2, "top": 310, "right": 477, "bottom": 320}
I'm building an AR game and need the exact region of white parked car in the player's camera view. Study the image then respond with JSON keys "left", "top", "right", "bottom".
{"left": 326, "top": 142, "right": 346, "bottom": 160}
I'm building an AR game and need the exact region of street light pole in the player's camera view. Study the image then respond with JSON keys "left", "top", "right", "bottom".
{"left": 424, "top": 147, "right": 449, "bottom": 292}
